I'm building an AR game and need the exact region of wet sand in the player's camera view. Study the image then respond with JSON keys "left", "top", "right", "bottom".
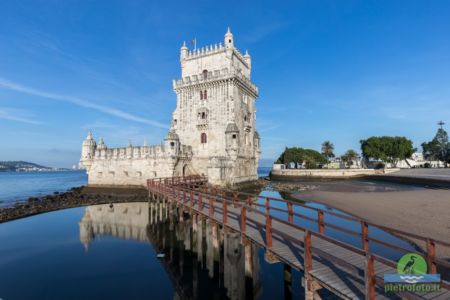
{"left": 292, "top": 187, "right": 450, "bottom": 257}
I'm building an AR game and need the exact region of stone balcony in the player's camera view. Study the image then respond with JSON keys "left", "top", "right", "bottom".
{"left": 173, "top": 69, "right": 258, "bottom": 96}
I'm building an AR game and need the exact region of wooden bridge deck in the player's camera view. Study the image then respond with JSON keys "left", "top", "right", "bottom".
{"left": 147, "top": 176, "right": 450, "bottom": 300}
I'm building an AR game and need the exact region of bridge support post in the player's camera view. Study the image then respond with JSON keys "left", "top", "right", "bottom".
{"left": 211, "top": 222, "right": 219, "bottom": 250}
{"left": 192, "top": 213, "right": 198, "bottom": 233}
{"left": 318, "top": 211, "right": 324, "bottom": 234}
{"left": 284, "top": 264, "right": 292, "bottom": 300}
{"left": 149, "top": 202, "right": 154, "bottom": 225}
{"left": 243, "top": 238, "right": 253, "bottom": 277}
{"left": 427, "top": 239, "right": 437, "bottom": 274}
{"left": 304, "top": 276, "right": 322, "bottom": 300}
{"left": 365, "top": 254, "right": 375, "bottom": 300}
{"left": 361, "top": 221, "right": 369, "bottom": 252}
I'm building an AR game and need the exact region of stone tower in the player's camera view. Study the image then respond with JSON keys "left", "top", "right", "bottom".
{"left": 171, "top": 28, "right": 260, "bottom": 185}
{"left": 80, "top": 132, "right": 96, "bottom": 171}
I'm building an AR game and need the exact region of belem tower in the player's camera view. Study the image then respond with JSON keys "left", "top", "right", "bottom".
{"left": 80, "top": 29, "right": 260, "bottom": 187}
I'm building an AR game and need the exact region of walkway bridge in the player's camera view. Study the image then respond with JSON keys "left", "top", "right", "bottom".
{"left": 147, "top": 176, "right": 450, "bottom": 300}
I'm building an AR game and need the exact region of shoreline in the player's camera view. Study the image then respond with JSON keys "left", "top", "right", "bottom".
{"left": 0, "top": 186, "right": 148, "bottom": 223}
{"left": 271, "top": 168, "right": 450, "bottom": 188}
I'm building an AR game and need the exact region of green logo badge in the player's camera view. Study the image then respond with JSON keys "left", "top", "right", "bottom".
{"left": 397, "top": 253, "right": 427, "bottom": 275}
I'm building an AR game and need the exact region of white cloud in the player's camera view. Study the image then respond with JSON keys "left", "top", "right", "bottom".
{"left": 0, "top": 78, "right": 169, "bottom": 129}
{"left": 0, "top": 107, "right": 42, "bottom": 125}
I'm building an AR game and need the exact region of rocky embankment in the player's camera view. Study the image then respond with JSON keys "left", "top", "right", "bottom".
{"left": 255, "top": 177, "right": 318, "bottom": 192}
{"left": 0, "top": 186, "right": 149, "bottom": 223}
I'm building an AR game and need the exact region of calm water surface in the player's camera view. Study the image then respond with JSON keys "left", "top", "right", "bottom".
{"left": 0, "top": 171, "right": 87, "bottom": 207}
{"left": 0, "top": 202, "right": 308, "bottom": 300}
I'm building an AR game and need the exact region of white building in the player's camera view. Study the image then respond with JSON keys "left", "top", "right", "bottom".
{"left": 80, "top": 29, "right": 260, "bottom": 186}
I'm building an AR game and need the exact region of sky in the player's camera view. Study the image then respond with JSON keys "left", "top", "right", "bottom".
{"left": 0, "top": 1, "right": 449, "bottom": 168}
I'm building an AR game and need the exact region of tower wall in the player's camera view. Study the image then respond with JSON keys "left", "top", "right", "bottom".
{"left": 172, "top": 30, "right": 260, "bottom": 185}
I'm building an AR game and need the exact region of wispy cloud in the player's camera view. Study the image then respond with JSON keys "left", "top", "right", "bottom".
{"left": 0, "top": 78, "right": 168, "bottom": 129}
{"left": 243, "top": 21, "right": 289, "bottom": 44}
{"left": 0, "top": 107, "right": 42, "bottom": 124}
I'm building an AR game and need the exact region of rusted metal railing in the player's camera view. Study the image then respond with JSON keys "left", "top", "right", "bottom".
{"left": 147, "top": 176, "right": 450, "bottom": 297}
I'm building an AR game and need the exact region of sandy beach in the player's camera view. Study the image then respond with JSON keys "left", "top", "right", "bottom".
{"left": 292, "top": 187, "right": 450, "bottom": 258}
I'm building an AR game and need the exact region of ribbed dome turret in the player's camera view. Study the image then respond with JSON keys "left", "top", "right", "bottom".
{"left": 165, "top": 130, "right": 179, "bottom": 140}
{"left": 82, "top": 132, "right": 96, "bottom": 147}
{"left": 225, "top": 123, "right": 239, "bottom": 133}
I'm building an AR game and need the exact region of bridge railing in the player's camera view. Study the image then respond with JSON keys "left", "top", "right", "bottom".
{"left": 181, "top": 184, "right": 450, "bottom": 275}
{"left": 147, "top": 178, "right": 450, "bottom": 295}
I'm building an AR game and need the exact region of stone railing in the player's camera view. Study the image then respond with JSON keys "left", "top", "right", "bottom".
{"left": 173, "top": 69, "right": 258, "bottom": 94}
{"left": 186, "top": 43, "right": 226, "bottom": 59}
{"left": 93, "top": 144, "right": 193, "bottom": 160}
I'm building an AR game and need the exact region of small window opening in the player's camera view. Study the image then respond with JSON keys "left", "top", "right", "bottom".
{"left": 232, "top": 134, "right": 237, "bottom": 139}
{"left": 201, "top": 133, "right": 207, "bottom": 144}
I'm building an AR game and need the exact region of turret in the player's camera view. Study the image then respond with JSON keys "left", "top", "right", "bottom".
{"left": 225, "top": 123, "right": 239, "bottom": 159}
{"left": 180, "top": 41, "right": 188, "bottom": 61}
{"left": 244, "top": 50, "right": 251, "bottom": 70}
{"left": 225, "top": 27, "right": 234, "bottom": 49}
{"left": 80, "top": 131, "right": 96, "bottom": 170}
{"left": 79, "top": 210, "right": 93, "bottom": 252}
{"left": 97, "top": 137, "right": 106, "bottom": 150}
{"left": 164, "top": 130, "right": 180, "bottom": 157}
{"left": 254, "top": 131, "right": 260, "bottom": 151}
{"left": 127, "top": 140, "right": 133, "bottom": 158}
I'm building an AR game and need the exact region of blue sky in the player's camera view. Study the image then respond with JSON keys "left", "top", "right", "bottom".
{"left": 0, "top": 1, "right": 449, "bottom": 167}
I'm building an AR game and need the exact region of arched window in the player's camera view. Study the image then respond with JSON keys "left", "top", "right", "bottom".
{"left": 200, "top": 91, "right": 203, "bottom": 100}
{"left": 201, "top": 133, "right": 207, "bottom": 144}
{"left": 201, "top": 112, "right": 206, "bottom": 119}
{"left": 204, "top": 90, "right": 207, "bottom": 100}
{"left": 203, "top": 70, "right": 208, "bottom": 80}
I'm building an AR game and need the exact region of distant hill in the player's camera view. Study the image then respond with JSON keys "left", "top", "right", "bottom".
{"left": 0, "top": 161, "right": 52, "bottom": 172}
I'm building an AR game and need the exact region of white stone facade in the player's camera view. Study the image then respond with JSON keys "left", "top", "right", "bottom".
{"left": 80, "top": 29, "right": 260, "bottom": 186}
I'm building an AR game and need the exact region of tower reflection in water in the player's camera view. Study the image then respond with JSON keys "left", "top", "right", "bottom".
{"left": 79, "top": 201, "right": 303, "bottom": 299}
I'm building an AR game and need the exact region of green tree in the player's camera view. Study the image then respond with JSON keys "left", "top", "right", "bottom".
{"left": 321, "top": 141, "right": 335, "bottom": 166}
{"left": 341, "top": 149, "right": 358, "bottom": 168}
{"left": 421, "top": 128, "right": 450, "bottom": 166}
{"left": 360, "top": 136, "right": 414, "bottom": 167}
{"left": 276, "top": 147, "right": 327, "bottom": 169}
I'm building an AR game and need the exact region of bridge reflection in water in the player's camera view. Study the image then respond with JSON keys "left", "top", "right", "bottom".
{"left": 79, "top": 201, "right": 309, "bottom": 299}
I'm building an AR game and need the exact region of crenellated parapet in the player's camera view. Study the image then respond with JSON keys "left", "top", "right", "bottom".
{"left": 91, "top": 143, "right": 193, "bottom": 160}
{"left": 173, "top": 69, "right": 258, "bottom": 96}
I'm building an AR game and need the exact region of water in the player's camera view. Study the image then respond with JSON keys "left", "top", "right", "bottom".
{"left": 0, "top": 171, "right": 87, "bottom": 207}
{"left": 257, "top": 167, "right": 271, "bottom": 177}
{"left": 0, "top": 202, "right": 313, "bottom": 300}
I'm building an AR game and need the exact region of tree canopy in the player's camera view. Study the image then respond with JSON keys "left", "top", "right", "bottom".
{"left": 360, "top": 136, "right": 414, "bottom": 167}
{"left": 341, "top": 149, "right": 358, "bottom": 168}
{"left": 421, "top": 128, "right": 450, "bottom": 166}
{"left": 276, "top": 147, "right": 327, "bottom": 169}
{"left": 321, "top": 141, "right": 335, "bottom": 161}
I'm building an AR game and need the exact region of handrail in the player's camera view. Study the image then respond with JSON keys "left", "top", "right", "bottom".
{"left": 165, "top": 184, "right": 448, "bottom": 265}
{"left": 184, "top": 184, "right": 450, "bottom": 248}
{"left": 148, "top": 176, "right": 450, "bottom": 293}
